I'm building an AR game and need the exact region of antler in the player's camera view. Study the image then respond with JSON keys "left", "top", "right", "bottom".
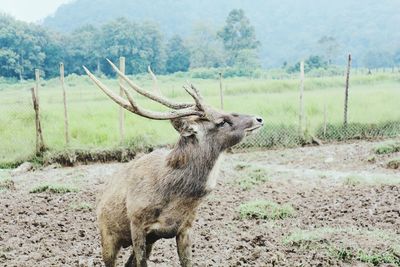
{"left": 183, "top": 83, "right": 205, "bottom": 111}
{"left": 106, "top": 59, "right": 193, "bottom": 110}
{"left": 147, "top": 65, "right": 162, "bottom": 96}
{"left": 83, "top": 65, "right": 204, "bottom": 120}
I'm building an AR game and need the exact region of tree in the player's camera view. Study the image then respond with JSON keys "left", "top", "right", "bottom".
{"left": 99, "top": 18, "right": 165, "bottom": 75}
{"left": 188, "top": 23, "right": 225, "bottom": 68}
{"left": 131, "top": 22, "right": 165, "bottom": 74}
{"left": 363, "top": 50, "right": 393, "bottom": 70}
{"left": 286, "top": 55, "right": 328, "bottom": 73}
{"left": 217, "top": 9, "right": 260, "bottom": 66}
{"left": 65, "top": 25, "right": 100, "bottom": 75}
{"left": 0, "top": 14, "right": 60, "bottom": 79}
{"left": 165, "top": 35, "right": 190, "bottom": 73}
{"left": 318, "top": 36, "right": 340, "bottom": 65}
{"left": 393, "top": 49, "right": 400, "bottom": 67}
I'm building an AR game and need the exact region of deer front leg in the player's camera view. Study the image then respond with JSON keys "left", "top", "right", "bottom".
{"left": 176, "top": 228, "right": 192, "bottom": 267}
{"left": 130, "top": 221, "right": 147, "bottom": 267}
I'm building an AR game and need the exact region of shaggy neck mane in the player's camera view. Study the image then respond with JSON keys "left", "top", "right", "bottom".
{"left": 161, "top": 135, "right": 222, "bottom": 198}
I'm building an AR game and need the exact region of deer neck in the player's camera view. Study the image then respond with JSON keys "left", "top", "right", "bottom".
{"left": 163, "top": 135, "right": 223, "bottom": 198}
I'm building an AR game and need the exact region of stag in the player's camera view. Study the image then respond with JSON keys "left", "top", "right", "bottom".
{"left": 83, "top": 60, "right": 264, "bottom": 267}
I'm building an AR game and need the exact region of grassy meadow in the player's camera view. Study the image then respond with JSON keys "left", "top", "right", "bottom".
{"left": 0, "top": 71, "right": 399, "bottom": 165}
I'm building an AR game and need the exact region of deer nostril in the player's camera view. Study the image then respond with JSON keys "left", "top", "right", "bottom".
{"left": 256, "top": 117, "right": 263, "bottom": 124}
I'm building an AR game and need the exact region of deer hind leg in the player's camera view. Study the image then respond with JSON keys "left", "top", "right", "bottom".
{"left": 100, "top": 228, "right": 120, "bottom": 267}
{"left": 176, "top": 228, "right": 192, "bottom": 267}
{"left": 124, "top": 253, "right": 136, "bottom": 267}
{"left": 130, "top": 221, "right": 148, "bottom": 267}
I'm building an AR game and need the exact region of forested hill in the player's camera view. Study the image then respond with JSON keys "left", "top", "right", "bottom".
{"left": 43, "top": 0, "right": 400, "bottom": 66}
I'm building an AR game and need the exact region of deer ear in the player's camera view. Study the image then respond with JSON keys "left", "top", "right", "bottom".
{"left": 171, "top": 118, "right": 198, "bottom": 137}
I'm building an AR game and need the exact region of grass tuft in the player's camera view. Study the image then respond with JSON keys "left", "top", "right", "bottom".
{"left": 30, "top": 183, "right": 79, "bottom": 194}
{"left": 330, "top": 246, "right": 400, "bottom": 266}
{"left": 69, "top": 202, "right": 93, "bottom": 211}
{"left": 374, "top": 141, "right": 400, "bottom": 155}
{"left": 239, "top": 199, "right": 295, "bottom": 220}
{"left": 343, "top": 175, "right": 362, "bottom": 186}
{"left": 386, "top": 158, "right": 400, "bottom": 169}
{"left": 235, "top": 167, "right": 270, "bottom": 190}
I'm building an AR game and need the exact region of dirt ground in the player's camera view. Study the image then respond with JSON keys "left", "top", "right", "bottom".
{"left": 1, "top": 139, "right": 399, "bottom": 267}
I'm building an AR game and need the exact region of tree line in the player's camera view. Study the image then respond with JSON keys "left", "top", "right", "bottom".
{"left": 1, "top": 8, "right": 399, "bottom": 80}
{"left": 0, "top": 9, "right": 260, "bottom": 79}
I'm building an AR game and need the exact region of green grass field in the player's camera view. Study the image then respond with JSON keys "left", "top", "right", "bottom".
{"left": 0, "top": 72, "right": 399, "bottom": 165}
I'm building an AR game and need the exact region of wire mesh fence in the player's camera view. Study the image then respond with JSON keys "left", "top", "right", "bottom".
{"left": 235, "top": 121, "right": 400, "bottom": 150}
{"left": 0, "top": 86, "right": 36, "bottom": 165}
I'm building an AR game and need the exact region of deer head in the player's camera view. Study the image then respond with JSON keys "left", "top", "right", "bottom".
{"left": 83, "top": 60, "right": 263, "bottom": 153}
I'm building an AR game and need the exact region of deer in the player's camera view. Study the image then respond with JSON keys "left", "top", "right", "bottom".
{"left": 83, "top": 59, "right": 264, "bottom": 267}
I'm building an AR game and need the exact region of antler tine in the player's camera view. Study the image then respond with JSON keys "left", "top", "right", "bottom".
{"left": 184, "top": 81, "right": 206, "bottom": 111}
{"left": 183, "top": 85, "right": 204, "bottom": 111}
{"left": 106, "top": 59, "right": 193, "bottom": 110}
{"left": 83, "top": 66, "right": 134, "bottom": 112}
{"left": 189, "top": 83, "right": 204, "bottom": 101}
{"left": 147, "top": 65, "right": 162, "bottom": 96}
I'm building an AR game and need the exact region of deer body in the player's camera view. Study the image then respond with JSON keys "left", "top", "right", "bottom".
{"left": 84, "top": 60, "right": 263, "bottom": 266}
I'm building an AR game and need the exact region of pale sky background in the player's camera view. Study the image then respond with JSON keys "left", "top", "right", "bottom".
{"left": 0, "top": 0, "right": 72, "bottom": 22}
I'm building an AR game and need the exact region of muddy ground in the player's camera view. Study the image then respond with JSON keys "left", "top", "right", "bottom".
{"left": 1, "top": 139, "right": 399, "bottom": 266}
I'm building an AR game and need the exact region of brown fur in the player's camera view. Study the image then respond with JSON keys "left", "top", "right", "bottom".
{"left": 97, "top": 108, "right": 263, "bottom": 266}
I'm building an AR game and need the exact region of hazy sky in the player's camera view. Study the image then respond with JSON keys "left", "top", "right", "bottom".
{"left": 0, "top": 0, "right": 72, "bottom": 22}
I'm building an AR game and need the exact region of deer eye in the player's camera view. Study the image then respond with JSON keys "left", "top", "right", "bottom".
{"left": 216, "top": 119, "right": 232, "bottom": 128}
{"left": 216, "top": 120, "right": 227, "bottom": 128}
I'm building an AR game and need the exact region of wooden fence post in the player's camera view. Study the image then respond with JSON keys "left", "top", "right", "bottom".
{"left": 298, "top": 61, "right": 305, "bottom": 134}
{"left": 323, "top": 102, "right": 327, "bottom": 138}
{"left": 344, "top": 54, "right": 351, "bottom": 126}
{"left": 34, "top": 69, "right": 40, "bottom": 104}
{"left": 31, "top": 85, "right": 45, "bottom": 154}
{"left": 60, "top": 63, "right": 70, "bottom": 146}
{"left": 219, "top": 72, "right": 224, "bottom": 110}
{"left": 119, "top": 57, "right": 126, "bottom": 144}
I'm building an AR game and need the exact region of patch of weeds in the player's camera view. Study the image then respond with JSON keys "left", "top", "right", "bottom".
{"left": 283, "top": 230, "right": 320, "bottom": 245}
{"left": 330, "top": 246, "right": 400, "bottom": 266}
{"left": 374, "top": 141, "right": 400, "bottom": 155}
{"left": 357, "top": 250, "right": 400, "bottom": 266}
{"left": 330, "top": 246, "right": 354, "bottom": 262}
{"left": 30, "top": 183, "right": 79, "bottom": 194}
{"left": 387, "top": 158, "right": 400, "bottom": 169}
{"left": 343, "top": 175, "right": 362, "bottom": 186}
{"left": 239, "top": 199, "right": 295, "bottom": 220}
{"left": 235, "top": 166, "right": 270, "bottom": 190}
{"left": 69, "top": 202, "right": 92, "bottom": 211}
